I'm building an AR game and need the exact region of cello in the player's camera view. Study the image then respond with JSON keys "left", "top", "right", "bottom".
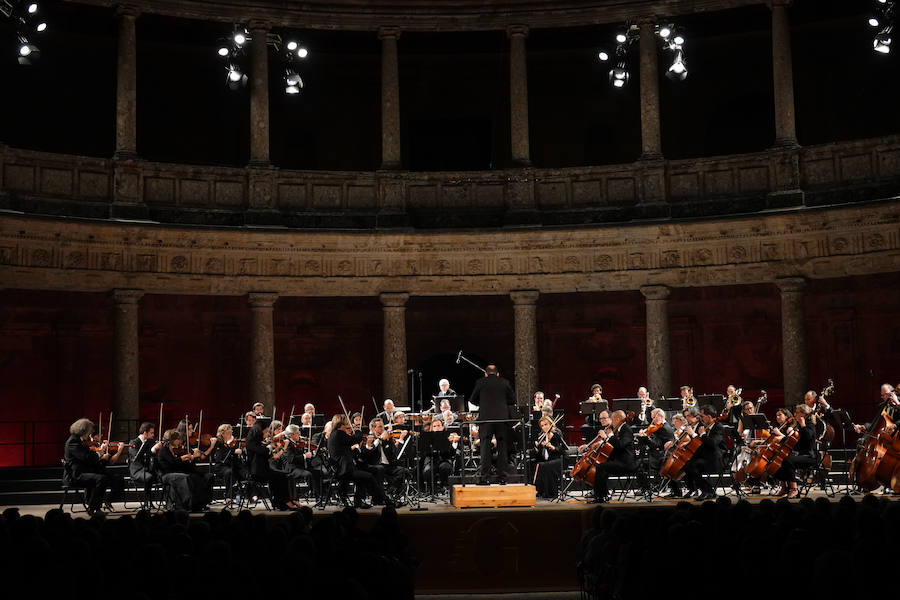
{"left": 659, "top": 421, "right": 704, "bottom": 481}
{"left": 571, "top": 426, "right": 614, "bottom": 486}
{"left": 745, "top": 413, "right": 798, "bottom": 481}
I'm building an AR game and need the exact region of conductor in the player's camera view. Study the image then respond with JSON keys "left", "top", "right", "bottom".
{"left": 469, "top": 363, "right": 516, "bottom": 484}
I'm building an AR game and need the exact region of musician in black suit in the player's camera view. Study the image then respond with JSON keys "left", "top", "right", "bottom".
{"left": 468, "top": 364, "right": 517, "bottom": 484}
{"left": 638, "top": 408, "right": 675, "bottom": 472}
{"left": 362, "top": 417, "right": 411, "bottom": 496}
{"left": 64, "top": 418, "right": 111, "bottom": 514}
{"left": 682, "top": 405, "right": 725, "bottom": 501}
{"left": 422, "top": 416, "right": 460, "bottom": 490}
{"left": 579, "top": 410, "right": 635, "bottom": 503}
{"left": 128, "top": 422, "right": 158, "bottom": 496}
{"left": 327, "top": 414, "right": 389, "bottom": 509}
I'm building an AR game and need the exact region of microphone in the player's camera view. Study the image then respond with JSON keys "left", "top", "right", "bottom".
{"left": 456, "top": 350, "right": 462, "bottom": 364}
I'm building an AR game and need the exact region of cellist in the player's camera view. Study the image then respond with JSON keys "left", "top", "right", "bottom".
{"left": 662, "top": 413, "right": 688, "bottom": 498}
{"left": 770, "top": 404, "right": 817, "bottom": 498}
{"left": 578, "top": 410, "right": 635, "bottom": 504}
{"left": 682, "top": 405, "right": 724, "bottom": 501}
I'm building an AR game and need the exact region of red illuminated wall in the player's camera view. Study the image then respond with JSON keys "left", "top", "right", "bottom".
{"left": 1, "top": 272, "right": 898, "bottom": 465}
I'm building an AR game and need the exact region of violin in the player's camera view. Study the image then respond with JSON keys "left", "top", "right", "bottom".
{"left": 641, "top": 422, "right": 663, "bottom": 437}
{"left": 188, "top": 432, "right": 213, "bottom": 448}
{"left": 106, "top": 442, "right": 135, "bottom": 452}
{"left": 291, "top": 437, "right": 318, "bottom": 453}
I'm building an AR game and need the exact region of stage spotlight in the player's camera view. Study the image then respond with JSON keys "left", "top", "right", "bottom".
{"left": 296, "top": 46, "right": 308, "bottom": 58}
{"left": 874, "top": 31, "right": 892, "bottom": 53}
{"left": 616, "top": 32, "right": 627, "bottom": 43}
{"left": 666, "top": 49, "right": 688, "bottom": 80}
{"left": 598, "top": 50, "right": 609, "bottom": 61}
{"left": 17, "top": 41, "right": 39, "bottom": 65}
{"left": 870, "top": 17, "right": 881, "bottom": 27}
{"left": 287, "top": 40, "right": 298, "bottom": 51}
{"left": 217, "top": 47, "right": 229, "bottom": 57}
{"left": 27, "top": 3, "right": 38, "bottom": 14}
{"left": 233, "top": 31, "right": 246, "bottom": 45}
{"left": 226, "top": 64, "right": 247, "bottom": 90}
{"left": 608, "top": 64, "right": 629, "bottom": 88}
{"left": 673, "top": 35, "right": 685, "bottom": 45}
{"left": 659, "top": 26, "right": 671, "bottom": 39}
{"left": 35, "top": 21, "right": 46, "bottom": 32}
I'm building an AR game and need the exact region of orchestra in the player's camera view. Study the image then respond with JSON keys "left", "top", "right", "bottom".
{"left": 58, "top": 377, "right": 900, "bottom": 513}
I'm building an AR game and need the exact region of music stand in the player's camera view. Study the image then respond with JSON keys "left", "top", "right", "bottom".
{"left": 432, "top": 394, "right": 466, "bottom": 413}
{"left": 312, "top": 413, "right": 325, "bottom": 427}
{"left": 580, "top": 400, "right": 609, "bottom": 416}
{"left": 696, "top": 394, "right": 724, "bottom": 412}
{"left": 742, "top": 414, "right": 769, "bottom": 431}
{"left": 657, "top": 397, "right": 683, "bottom": 412}
{"left": 612, "top": 398, "right": 643, "bottom": 420}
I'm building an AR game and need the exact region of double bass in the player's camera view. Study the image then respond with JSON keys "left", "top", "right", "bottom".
{"left": 850, "top": 387, "right": 900, "bottom": 492}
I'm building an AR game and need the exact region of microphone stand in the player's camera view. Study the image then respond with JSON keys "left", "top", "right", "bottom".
{"left": 457, "top": 350, "right": 486, "bottom": 374}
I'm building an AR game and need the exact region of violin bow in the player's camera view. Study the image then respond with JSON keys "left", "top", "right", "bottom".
{"left": 98, "top": 412, "right": 103, "bottom": 441}
{"left": 108, "top": 412, "right": 114, "bottom": 444}
{"left": 184, "top": 414, "right": 190, "bottom": 454}
{"left": 337, "top": 395, "right": 351, "bottom": 428}
{"left": 198, "top": 409, "right": 203, "bottom": 444}
{"left": 371, "top": 395, "right": 380, "bottom": 418}
{"left": 288, "top": 405, "right": 295, "bottom": 427}
{"left": 158, "top": 403, "right": 163, "bottom": 441}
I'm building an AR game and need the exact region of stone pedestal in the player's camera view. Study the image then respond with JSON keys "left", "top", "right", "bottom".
{"left": 511, "top": 290, "right": 539, "bottom": 407}
{"left": 771, "top": 1, "right": 798, "bottom": 147}
{"left": 249, "top": 292, "right": 278, "bottom": 413}
{"left": 639, "top": 19, "right": 662, "bottom": 159}
{"left": 508, "top": 25, "right": 531, "bottom": 167}
{"left": 640, "top": 285, "right": 671, "bottom": 398}
{"left": 379, "top": 27, "right": 402, "bottom": 169}
{"left": 776, "top": 277, "right": 808, "bottom": 406}
{"left": 112, "top": 289, "right": 143, "bottom": 440}
{"left": 114, "top": 5, "right": 139, "bottom": 159}
{"left": 249, "top": 21, "right": 271, "bottom": 166}
{"left": 381, "top": 292, "right": 409, "bottom": 405}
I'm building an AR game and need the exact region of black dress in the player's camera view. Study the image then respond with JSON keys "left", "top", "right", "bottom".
{"left": 530, "top": 428, "right": 567, "bottom": 498}
{"left": 245, "top": 436, "right": 291, "bottom": 508}
{"left": 156, "top": 444, "right": 213, "bottom": 511}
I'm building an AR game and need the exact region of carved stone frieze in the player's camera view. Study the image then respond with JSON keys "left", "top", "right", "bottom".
{"left": 1, "top": 201, "right": 900, "bottom": 296}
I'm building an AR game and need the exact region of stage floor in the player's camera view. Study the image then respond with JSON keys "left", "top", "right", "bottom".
{"left": 4, "top": 487, "right": 892, "bottom": 595}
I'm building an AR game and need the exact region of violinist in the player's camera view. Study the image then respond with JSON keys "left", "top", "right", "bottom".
{"left": 309, "top": 421, "right": 332, "bottom": 486}
{"left": 177, "top": 418, "right": 217, "bottom": 459}
{"left": 283, "top": 423, "right": 318, "bottom": 501}
{"left": 638, "top": 408, "right": 674, "bottom": 472}
{"left": 128, "top": 422, "right": 158, "bottom": 497}
{"left": 244, "top": 411, "right": 257, "bottom": 429}
{"left": 682, "top": 405, "right": 724, "bottom": 501}
{"left": 327, "top": 414, "right": 388, "bottom": 509}
{"left": 530, "top": 416, "right": 567, "bottom": 499}
{"left": 212, "top": 423, "right": 247, "bottom": 503}
{"left": 771, "top": 404, "right": 817, "bottom": 499}
{"left": 362, "top": 417, "right": 409, "bottom": 498}
{"left": 245, "top": 424, "right": 297, "bottom": 510}
{"left": 64, "top": 418, "right": 115, "bottom": 515}
{"left": 156, "top": 429, "right": 213, "bottom": 511}
{"left": 579, "top": 410, "right": 635, "bottom": 504}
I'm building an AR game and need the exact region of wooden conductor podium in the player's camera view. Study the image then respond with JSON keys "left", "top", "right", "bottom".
{"left": 450, "top": 483, "right": 537, "bottom": 508}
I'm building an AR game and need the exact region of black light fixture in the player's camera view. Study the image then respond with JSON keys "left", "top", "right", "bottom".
{"left": 1, "top": 0, "right": 48, "bottom": 64}
{"left": 216, "top": 25, "right": 309, "bottom": 94}
{"left": 596, "top": 20, "right": 688, "bottom": 89}
{"left": 869, "top": 0, "right": 895, "bottom": 55}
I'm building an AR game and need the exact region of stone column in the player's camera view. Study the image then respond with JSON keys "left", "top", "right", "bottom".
{"left": 249, "top": 21, "right": 271, "bottom": 166}
{"left": 771, "top": 1, "right": 798, "bottom": 147}
{"left": 249, "top": 292, "right": 278, "bottom": 413}
{"left": 112, "top": 289, "right": 143, "bottom": 440}
{"left": 639, "top": 18, "right": 662, "bottom": 159}
{"left": 379, "top": 27, "right": 402, "bottom": 169}
{"left": 511, "top": 290, "right": 539, "bottom": 407}
{"left": 114, "top": 5, "right": 139, "bottom": 159}
{"left": 776, "top": 277, "right": 808, "bottom": 405}
{"left": 640, "top": 285, "right": 671, "bottom": 398}
{"left": 380, "top": 292, "right": 409, "bottom": 405}
{"left": 508, "top": 25, "right": 531, "bottom": 166}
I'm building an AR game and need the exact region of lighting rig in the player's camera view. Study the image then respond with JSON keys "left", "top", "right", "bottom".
{"left": 869, "top": 0, "right": 894, "bottom": 54}
{"left": 597, "top": 21, "right": 688, "bottom": 88}
{"left": 216, "top": 25, "right": 309, "bottom": 93}
{"left": 1, "top": 1, "right": 47, "bottom": 65}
